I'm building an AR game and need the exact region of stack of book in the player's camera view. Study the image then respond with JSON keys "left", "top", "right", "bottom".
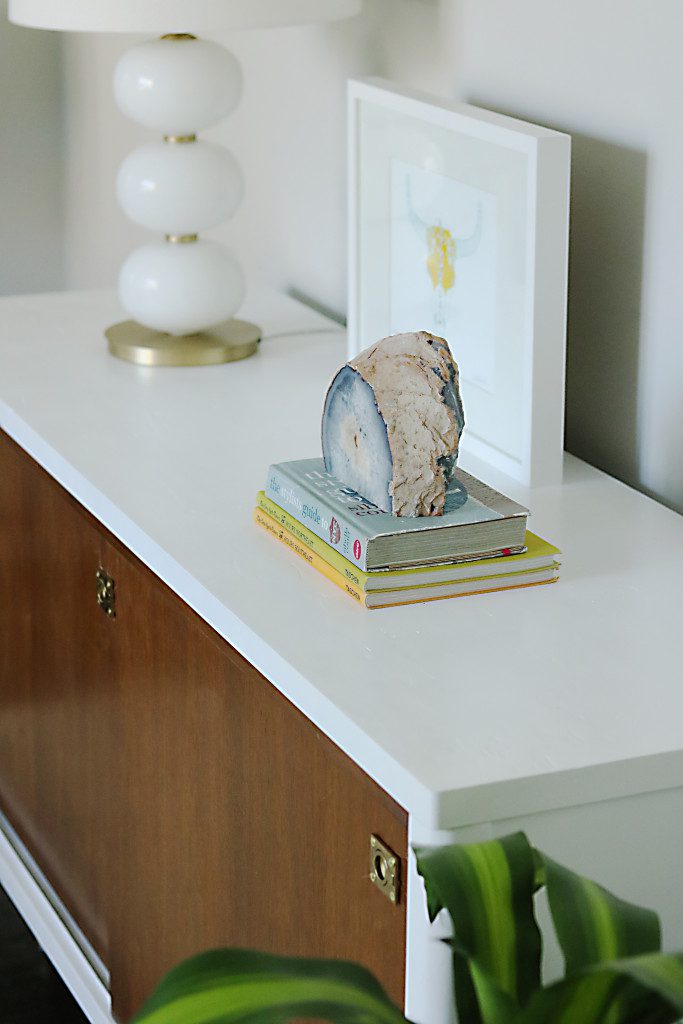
{"left": 255, "top": 458, "right": 560, "bottom": 609}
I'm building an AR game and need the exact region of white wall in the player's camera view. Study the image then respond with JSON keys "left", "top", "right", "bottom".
{"left": 0, "top": 3, "right": 64, "bottom": 294}
{"left": 54, "top": 0, "right": 683, "bottom": 513}
{"left": 453, "top": 1, "right": 683, "bottom": 518}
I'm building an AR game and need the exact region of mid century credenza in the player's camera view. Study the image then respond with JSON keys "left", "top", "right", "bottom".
{"left": 2, "top": 289, "right": 683, "bottom": 1024}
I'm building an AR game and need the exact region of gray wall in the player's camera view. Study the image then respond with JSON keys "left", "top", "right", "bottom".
{"left": 0, "top": 3, "right": 64, "bottom": 295}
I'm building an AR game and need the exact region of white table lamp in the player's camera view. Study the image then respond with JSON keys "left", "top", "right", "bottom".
{"left": 9, "top": 0, "right": 362, "bottom": 366}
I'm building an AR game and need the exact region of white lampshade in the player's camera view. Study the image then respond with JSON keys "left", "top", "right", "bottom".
{"left": 8, "top": 0, "right": 362, "bottom": 32}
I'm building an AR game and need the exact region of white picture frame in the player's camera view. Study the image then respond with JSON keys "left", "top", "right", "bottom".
{"left": 347, "top": 77, "right": 571, "bottom": 487}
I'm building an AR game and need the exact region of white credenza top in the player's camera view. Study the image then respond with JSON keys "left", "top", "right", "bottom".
{"left": 2, "top": 288, "right": 683, "bottom": 832}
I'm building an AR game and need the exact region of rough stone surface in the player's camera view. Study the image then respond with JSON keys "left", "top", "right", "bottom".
{"left": 322, "top": 331, "right": 465, "bottom": 517}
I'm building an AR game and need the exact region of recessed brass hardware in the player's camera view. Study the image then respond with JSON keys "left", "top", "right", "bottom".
{"left": 370, "top": 835, "right": 400, "bottom": 905}
{"left": 96, "top": 569, "right": 116, "bottom": 618}
{"left": 106, "top": 318, "right": 261, "bottom": 368}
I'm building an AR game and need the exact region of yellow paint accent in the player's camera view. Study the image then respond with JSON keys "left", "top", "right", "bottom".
{"left": 427, "top": 225, "right": 456, "bottom": 292}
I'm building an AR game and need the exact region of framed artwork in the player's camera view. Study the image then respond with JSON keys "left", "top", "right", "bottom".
{"left": 347, "top": 78, "right": 571, "bottom": 486}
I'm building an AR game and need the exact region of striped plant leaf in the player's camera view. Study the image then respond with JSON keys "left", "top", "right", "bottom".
{"left": 130, "top": 837, "right": 683, "bottom": 1024}
{"left": 541, "top": 854, "right": 661, "bottom": 972}
{"left": 467, "top": 958, "right": 519, "bottom": 1024}
{"left": 415, "top": 832, "right": 541, "bottom": 1024}
{"left": 515, "top": 951, "right": 683, "bottom": 1024}
{"left": 132, "top": 949, "right": 410, "bottom": 1024}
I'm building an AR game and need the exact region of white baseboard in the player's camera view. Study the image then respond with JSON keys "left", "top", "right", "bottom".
{"left": 0, "top": 819, "right": 114, "bottom": 1024}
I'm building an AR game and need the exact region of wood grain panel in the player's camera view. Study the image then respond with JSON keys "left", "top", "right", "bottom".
{"left": 0, "top": 431, "right": 119, "bottom": 962}
{"left": 0, "top": 430, "right": 408, "bottom": 1022}
{"left": 107, "top": 547, "right": 407, "bottom": 1022}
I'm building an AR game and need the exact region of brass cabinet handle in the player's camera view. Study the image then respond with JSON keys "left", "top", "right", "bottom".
{"left": 96, "top": 568, "right": 116, "bottom": 618}
{"left": 370, "top": 835, "right": 400, "bottom": 904}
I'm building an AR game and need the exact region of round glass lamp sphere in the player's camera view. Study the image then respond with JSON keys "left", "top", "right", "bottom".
{"left": 119, "top": 241, "right": 245, "bottom": 336}
{"left": 114, "top": 38, "right": 242, "bottom": 135}
{"left": 117, "top": 141, "right": 244, "bottom": 235}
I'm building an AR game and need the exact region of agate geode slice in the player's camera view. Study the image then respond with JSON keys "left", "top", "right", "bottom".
{"left": 321, "top": 331, "right": 465, "bottom": 517}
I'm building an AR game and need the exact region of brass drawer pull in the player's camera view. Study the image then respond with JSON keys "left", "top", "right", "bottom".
{"left": 370, "top": 834, "right": 400, "bottom": 904}
{"left": 96, "top": 568, "right": 116, "bottom": 618}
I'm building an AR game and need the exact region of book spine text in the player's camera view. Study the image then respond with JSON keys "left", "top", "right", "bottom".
{"left": 254, "top": 509, "right": 366, "bottom": 606}
{"left": 265, "top": 465, "right": 370, "bottom": 570}
{"left": 257, "top": 493, "right": 367, "bottom": 588}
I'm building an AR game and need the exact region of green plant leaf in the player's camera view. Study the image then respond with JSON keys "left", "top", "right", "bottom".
{"left": 468, "top": 958, "right": 519, "bottom": 1024}
{"left": 515, "top": 951, "right": 683, "bottom": 1024}
{"left": 415, "top": 832, "right": 541, "bottom": 1024}
{"left": 132, "top": 949, "right": 410, "bottom": 1024}
{"left": 541, "top": 854, "right": 661, "bottom": 972}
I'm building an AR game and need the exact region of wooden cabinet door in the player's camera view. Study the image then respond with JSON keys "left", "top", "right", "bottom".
{"left": 0, "top": 432, "right": 119, "bottom": 963}
{"left": 108, "top": 548, "right": 408, "bottom": 1022}
{"left": 0, "top": 429, "right": 408, "bottom": 1022}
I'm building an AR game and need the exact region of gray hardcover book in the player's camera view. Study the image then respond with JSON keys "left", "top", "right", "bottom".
{"left": 265, "top": 458, "right": 528, "bottom": 571}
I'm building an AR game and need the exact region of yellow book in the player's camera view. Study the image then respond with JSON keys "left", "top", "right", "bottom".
{"left": 255, "top": 508, "right": 559, "bottom": 610}
{"left": 256, "top": 491, "right": 560, "bottom": 593}
{"left": 254, "top": 507, "right": 366, "bottom": 605}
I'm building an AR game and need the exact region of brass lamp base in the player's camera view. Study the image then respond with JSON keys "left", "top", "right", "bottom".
{"left": 105, "top": 318, "right": 261, "bottom": 367}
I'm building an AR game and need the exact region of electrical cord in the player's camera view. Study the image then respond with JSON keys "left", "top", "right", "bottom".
{"left": 260, "top": 326, "right": 345, "bottom": 342}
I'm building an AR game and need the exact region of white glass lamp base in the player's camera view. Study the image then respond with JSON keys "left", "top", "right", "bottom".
{"left": 112, "top": 35, "right": 253, "bottom": 353}
{"left": 119, "top": 240, "right": 245, "bottom": 337}
{"left": 117, "top": 141, "right": 244, "bottom": 236}
{"left": 114, "top": 37, "right": 242, "bottom": 135}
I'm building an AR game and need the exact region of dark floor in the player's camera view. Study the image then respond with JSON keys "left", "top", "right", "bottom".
{"left": 0, "top": 885, "right": 88, "bottom": 1023}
